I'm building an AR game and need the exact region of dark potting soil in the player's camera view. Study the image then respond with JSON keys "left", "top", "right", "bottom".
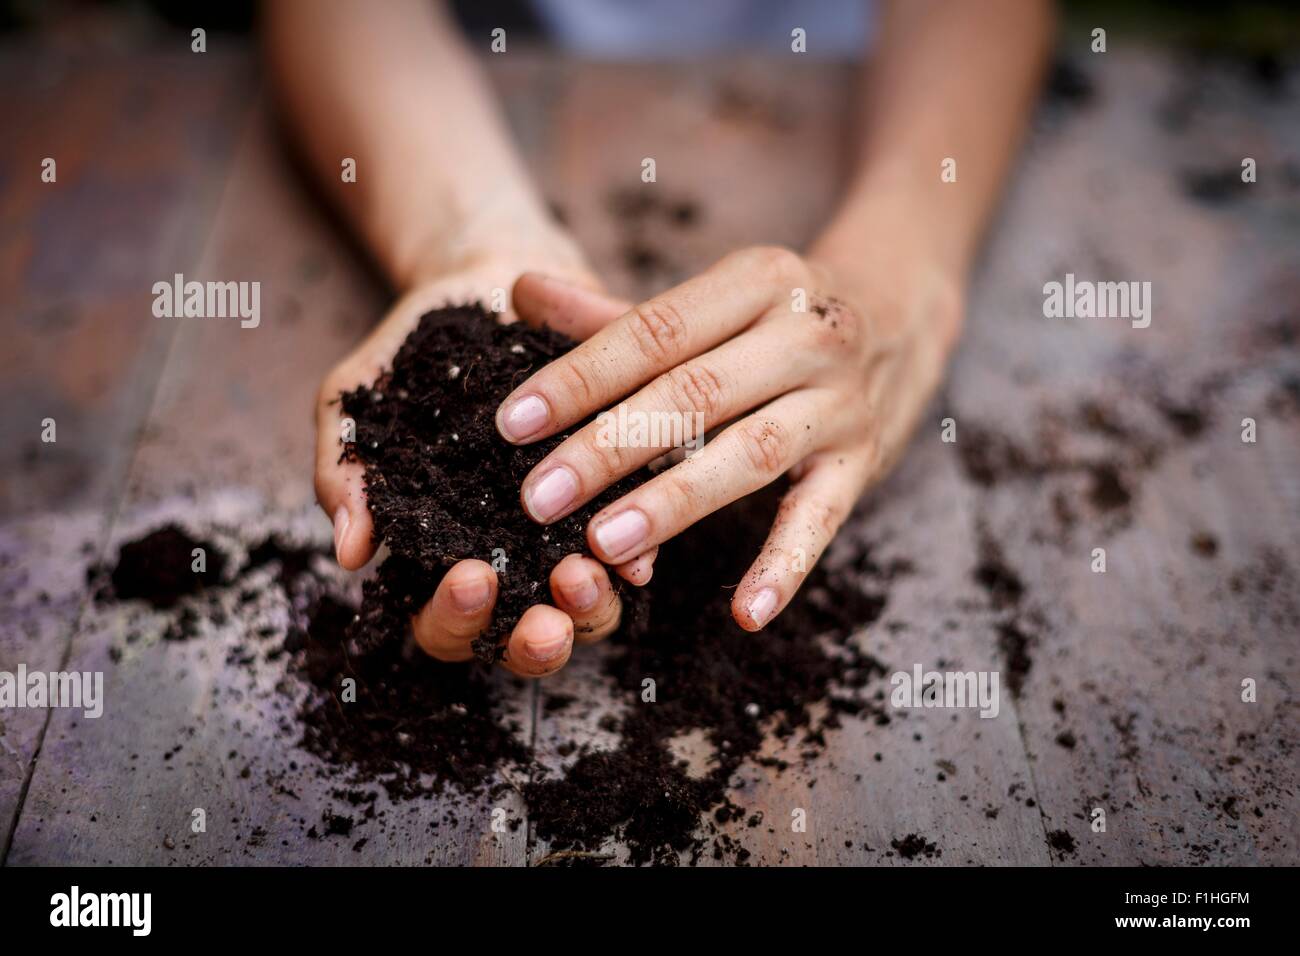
{"left": 337, "top": 304, "right": 641, "bottom": 663}
{"left": 522, "top": 490, "right": 892, "bottom": 864}
{"left": 94, "top": 303, "right": 900, "bottom": 863}
{"left": 289, "top": 591, "right": 531, "bottom": 801}
{"left": 1047, "top": 829, "right": 1078, "bottom": 856}
{"left": 279, "top": 480, "right": 894, "bottom": 862}
{"left": 890, "top": 833, "right": 941, "bottom": 860}
{"left": 102, "top": 524, "right": 228, "bottom": 609}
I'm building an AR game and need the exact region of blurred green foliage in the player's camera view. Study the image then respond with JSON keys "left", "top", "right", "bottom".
{"left": 1063, "top": 0, "right": 1299, "bottom": 53}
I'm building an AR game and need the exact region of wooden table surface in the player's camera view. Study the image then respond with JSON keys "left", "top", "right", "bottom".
{"left": 1, "top": 33, "right": 1297, "bottom": 866}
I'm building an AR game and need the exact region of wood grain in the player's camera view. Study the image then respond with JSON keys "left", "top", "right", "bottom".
{"left": 3, "top": 43, "right": 1297, "bottom": 866}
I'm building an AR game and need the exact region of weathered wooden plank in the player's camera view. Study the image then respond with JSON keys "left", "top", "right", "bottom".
{"left": 0, "top": 44, "right": 253, "bottom": 516}
{"left": 8, "top": 52, "right": 561, "bottom": 865}
{"left": 0, "top": 42, "right": 252, "bottom": 858}
{"left": 944, "top": 49, "right": 1300, "bottom": 864}
{"left": 7, "top": 42, "right": 1296, "bottom": 867}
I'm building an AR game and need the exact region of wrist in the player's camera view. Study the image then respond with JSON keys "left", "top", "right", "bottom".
{"left": 396, "top": 225, "right": 598, "bottom": 318}
{"left": 393, "top": 190, "right": 588, "bottom": 294}
{"left": 814, "top": 158, "right": 975, "bottom": 278}
{"left": 810, "top": 213, "right": 966, "bottom": 357}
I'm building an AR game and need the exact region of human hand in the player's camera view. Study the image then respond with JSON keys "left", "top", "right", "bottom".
{"left": 314, "top": 254, "right": 653, "bottom": 677}
{"left": 499, "top": 244, "right": 963, "bottom": 632}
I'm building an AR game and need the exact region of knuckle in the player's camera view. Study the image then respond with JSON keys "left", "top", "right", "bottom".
{"left": 627, "top": 299, "right": 690, "bottom": 363}
{"left": 809, "top": 298, "right": 865, "bottom": 352}
{"left": 555, "top": 354, "right": 606, "bottom": 408}
{"left": 860, "top": 431, "right": 884, "bottom": 472}
{"left": 659, "top": 468, "right": 703, "bottom": 524}
{"left": 581, "top": 423, "right": 638, "bottom": 478}
{"left": 736, "top": 418, "right": 793, "bottom": 476}
{"left": 663, "top": 362, "right": 728, "bottom": 419}
{"left": 807, "top": 497, "right": 845, "bottom": 541}
{"left": 743, "top": 244, "right": 806, "bottom": 285}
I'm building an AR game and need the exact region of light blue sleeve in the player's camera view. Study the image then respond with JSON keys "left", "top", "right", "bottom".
{"left": 528, "top": 0, "right": 873, "bottom": 57}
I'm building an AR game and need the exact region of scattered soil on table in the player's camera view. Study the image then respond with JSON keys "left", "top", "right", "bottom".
{"left": 244, "top": 535, "right": 324, "bottom": 593}
{"left": 604, "top": 187, "right": 700, "bottom": 285}
{"left": 337, "top": 304, "right": 641, "bottom": 663}
{"left": 607, "top": 187, "right": 701, "bottom": 230}
{"left": 973, "top": 531, "right": 1025, "bottom": 610}
{"left": 890, "top": 833, "right": 941, "bottom": 860}
{"left": 290, "top": 590, "right": 530, "bottom": 801}
{"left": 1190, "top": 531, "right": 1219, "bottom": 558}
{"left": 956, "top": 400, "right": 1166, "bottom": 527}
{"left": 1181, "top": 166, "right": 1249, "bottom": 205}
{"left": 996, "top": 620, "right": 1035, "bottom": 699}
{"left": 94, "top": 305, "right": 899, "bottom": 863}
{"left": 972, "top": 523, "right": 1038, "bottom": 698}
{"left": 99, "top": 524, "right": 228, "bottom": 609}
{"left": 1047, "top": 829, "right": 1077, "bottom": 856}
{"left": 524, "top": 490, "right": 893, "bottom": 864}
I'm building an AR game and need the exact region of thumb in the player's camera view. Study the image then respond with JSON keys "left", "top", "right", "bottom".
{"left": 513, "top": 272, "right": 630, "bottom": 341}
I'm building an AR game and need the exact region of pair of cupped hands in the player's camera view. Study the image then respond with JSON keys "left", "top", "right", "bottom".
{"left": 315, "top": 240, "right": 959, "bottom": 677}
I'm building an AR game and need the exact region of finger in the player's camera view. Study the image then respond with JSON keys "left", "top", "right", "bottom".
{"left": 615, "top": 547, "right": 657, "bottom": 585}
{"left": 550, "top": 554, "right": 622, "bottom": 644}
{"left": 513, "top": 272, "right": 630, "bottom": 340}
{"left": 586, "top": 389, "right": 831, "bottom": 564}
{"left": 411, "top": 560, "right": 498, "bottom": 662}
{"left": 517, "top": 315, "right": 826, "bottom": 523}
{"left": 502, "top": 604, "right": 574, "bottom": 678}
{"left": 731, "top": 450, "right": 872, "bottom": 631}
{"left": 496, "top": 246, "right": 807, "bottom": 444}
{"left": 314, "top": 376, "right": 377, "bottom": 571}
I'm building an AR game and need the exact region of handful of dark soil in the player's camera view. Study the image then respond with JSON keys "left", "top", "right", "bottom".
{"left": 339, "top": 305, "right": 638, "bottom": 662}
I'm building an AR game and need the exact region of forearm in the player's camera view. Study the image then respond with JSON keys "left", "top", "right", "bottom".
{"left": 815, "top": 0, "right": 1054, "bottom": 292}
{"left": 263, "top": 0, "right": 575, "bottom": 290}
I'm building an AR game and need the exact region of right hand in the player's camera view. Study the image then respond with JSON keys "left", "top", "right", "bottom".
{"left": 314, "top": 258, "right": 654, "bottom": 677}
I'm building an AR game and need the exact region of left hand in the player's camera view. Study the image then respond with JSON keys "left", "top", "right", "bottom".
{"left": 502, "top": 244, "right": 963, "bottom": 631}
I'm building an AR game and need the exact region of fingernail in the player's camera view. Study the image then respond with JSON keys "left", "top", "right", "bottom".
{"left": 526, "top": 630, "right": 571, "bottom": 663}
{"left": 524, "top": 466, "right": 578, "bottom": 522}
{"left": 746, "top": 588, "right": 778, "bottom": 629}
{"left": 560, "top": 576, "right": 600, "bottom": 611}
{"left": 449, "top": 578, "right": 491, "bottom": 613}
{"left": 332, "top": 506, "right": 350, "bottom": 564}
{"left": 499, "top": 394, "right": 548, "bottom": 442}
{"left": 592, "top": 509, "right": 648, "bottom": 560}
{"left": 627, "top": 554, "right": 655, "bottom": 585}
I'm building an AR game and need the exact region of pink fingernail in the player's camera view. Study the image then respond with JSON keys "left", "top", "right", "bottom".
{"left": 747, "top": 588, "right": 778, "bottom": 628}
{"left": 500, "top": 394, "right": 548, "bottom": 442}
{"left": 592, "top": 509, "right": 648, "bottom": 560}
{"left": 562, "top": 577, "right": 600, "bottom": 611}
{"left": 524, "top": 466, "right": 578, "bottom": 522}
{"left": 526, "top": 630, "right": 571, "bottom": 662}
{"left": 449, "top": 578, "right": 491, "bottom": 613}
{"left": 332, "top": 506, "right": 350, "bottom": 565}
